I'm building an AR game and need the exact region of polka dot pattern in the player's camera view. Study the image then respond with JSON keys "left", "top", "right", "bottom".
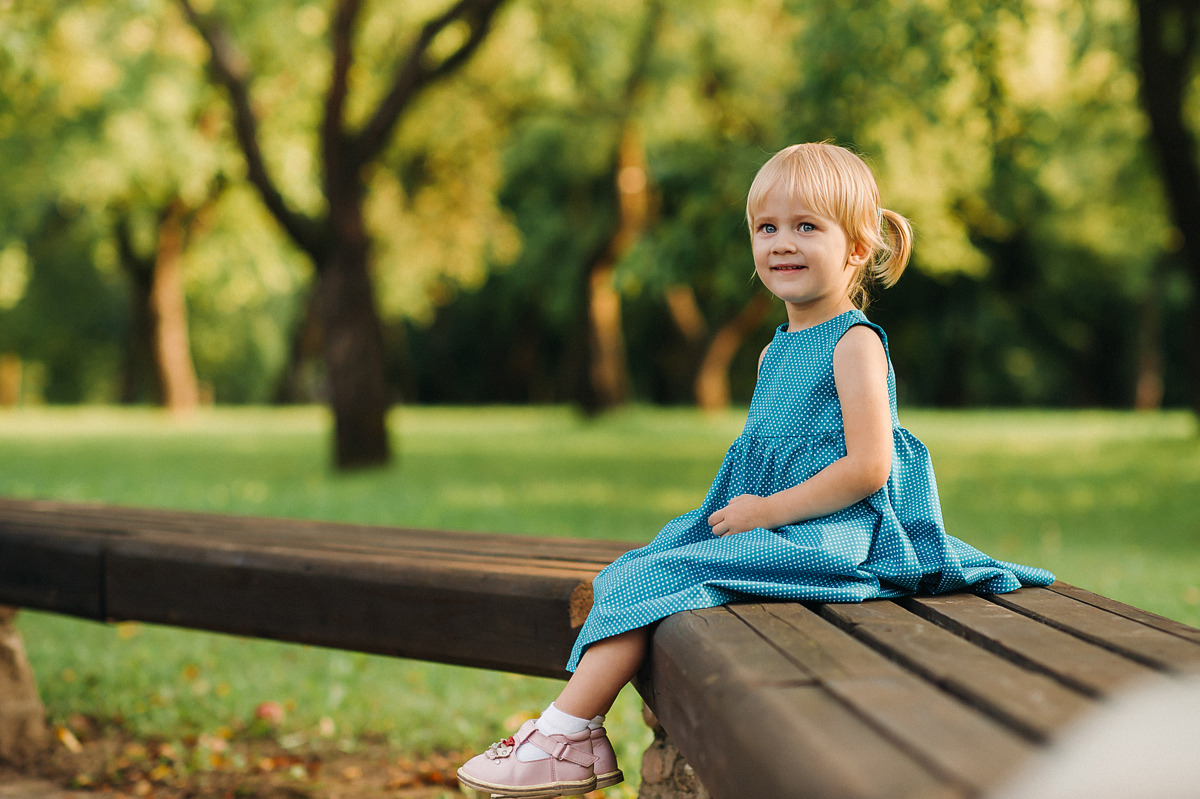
{"left": 566, "top": 310, "right": 1055, "bottom": 672}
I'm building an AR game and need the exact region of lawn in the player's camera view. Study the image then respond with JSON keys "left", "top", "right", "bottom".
{"left": 3, "top": 405, "right": 1199, "bottom": 795}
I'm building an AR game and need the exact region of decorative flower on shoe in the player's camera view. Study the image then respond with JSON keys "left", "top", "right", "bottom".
{"left": 484, "top": 736, "right": 516, "bottom": 760}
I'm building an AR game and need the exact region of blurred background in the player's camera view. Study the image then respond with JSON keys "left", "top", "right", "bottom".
{"left": 2, "top": 0, "right": 1199, "bottom": 470}
{"left": 3, "top": 3, "right": 1199, "bottom": 794}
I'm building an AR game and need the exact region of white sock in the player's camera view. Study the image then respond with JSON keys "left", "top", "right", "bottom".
{"left": 588, "top": 714, "right": 605, "bottom": 730}
{"left": 516, "top": 703, "right": 591, "bottom": 762}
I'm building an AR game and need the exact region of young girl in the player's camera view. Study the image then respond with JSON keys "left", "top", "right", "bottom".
{"left": 457, "top": 142, "right": 1054, "bottom": 798}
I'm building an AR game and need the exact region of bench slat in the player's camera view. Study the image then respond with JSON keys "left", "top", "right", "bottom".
{"left": 819, "top": 599, "right": 1092, "bottom": 741}
{"left": 104, "top": 538, "right": 589, "bottom": 676}
{"left": 989, "top": 587, "right": 1200, "bottom": 675}
{"left": 1048, "top": 582, "right": 1200, "bottom": 646}
{"left": 734, "top": 602, "right": 1035, "bottom": 795}
{"left": 902, "top": 594, "right": 1157, "bottom": 696}
{"left": 0, "top": 521, "right": 104, "bottom": 619}
{"left": 0, "top": 498, "right": 632, "bottom": 567}
{"left": 642, "top": 607, "right": 960, "bottom": 799}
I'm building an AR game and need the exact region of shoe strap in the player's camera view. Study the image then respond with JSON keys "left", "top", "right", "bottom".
{"left": 527, "top": 729, "right": 598, "bottom": 767}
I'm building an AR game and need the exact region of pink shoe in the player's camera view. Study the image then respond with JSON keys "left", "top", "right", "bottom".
{"left": 457, "top": 720, "right": 598, "bottom": 798}
{"left": 590, "top": 726, "right": 624, "bottom": 790}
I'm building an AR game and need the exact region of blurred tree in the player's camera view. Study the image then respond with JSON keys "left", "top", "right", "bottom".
{"left": 5, "top": 0, "right": 1195, "bottom": 414}
{"left": 0, "top": 1, "right": 292, "bottom": 409}
{"left": 623, "top": 0, "right": 801, "bottom": 407}
{"left": 1135, "top": 0, "right": 1200, "bottom": 418}
{"left": 0, "top": 2, "right": 191, "bottom": 405}
{"left": 487, "top": 0, "right": 663, "bottom": 412}
{"left": 766, "top": 0, "right": 1177, "bottom": 408}
{"left": 176, "top": 0, "right": 509, "bottom": 467}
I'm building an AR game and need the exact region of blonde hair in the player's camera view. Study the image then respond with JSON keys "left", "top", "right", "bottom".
{"left": 746, "top": 142, "right": 913, "bottom": 309}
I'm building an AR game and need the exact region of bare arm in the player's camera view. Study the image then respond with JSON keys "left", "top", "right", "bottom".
{"left": 708, "top": 325, "right": 893, "bottom": 535}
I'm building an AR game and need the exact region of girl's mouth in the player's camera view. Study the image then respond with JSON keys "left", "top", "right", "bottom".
{"left": 772, "top": 264, "right": 807, "bottom": 271}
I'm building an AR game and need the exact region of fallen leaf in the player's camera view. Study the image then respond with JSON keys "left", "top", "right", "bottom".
{"left": 148, "top": 763, "right": 174, "bottom": 782}
{"left": 55, "top": 726, "right": 83, "bottom": 754}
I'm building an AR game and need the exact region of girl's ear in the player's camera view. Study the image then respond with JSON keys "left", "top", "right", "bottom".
{"left": 847, "top": 241, "right": 871, "bottom": 267}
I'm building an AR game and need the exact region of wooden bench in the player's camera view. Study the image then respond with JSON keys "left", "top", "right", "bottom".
{"left": 0, "top": 497, "right": 632, "bottom": 679}
{"left": 3, "top": 496, "right": 1200, "bottom": 798}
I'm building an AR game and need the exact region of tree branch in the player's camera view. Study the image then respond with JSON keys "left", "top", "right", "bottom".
{"left": 323, "top": 0, "right": 361, "bottom": 186}
{"left": 355, "top": 0, "right": 509, "bottom": 163}
{"left": 176, "top": 0, "right": 326, "bottom": 259}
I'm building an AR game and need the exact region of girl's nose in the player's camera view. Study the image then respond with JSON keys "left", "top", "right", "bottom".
{"left": 773, "top": 233, "right": 798, "bottom": 252}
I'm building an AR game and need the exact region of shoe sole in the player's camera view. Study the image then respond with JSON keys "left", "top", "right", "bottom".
{"left": 457, "top": 769, "right": 595, "bottom": 799}
{"left": 486, "top": 771, "right": 623, "bottom": 798}
{"left": 595, "top": 768, "right": 625, "bottom": 789}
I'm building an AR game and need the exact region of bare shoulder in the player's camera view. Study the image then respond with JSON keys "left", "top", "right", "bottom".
{"left": 834, "top": 324, "right": 886, "bottom": 360}
{"left": 833, "top": 325, "right": 888, "bottom": 381}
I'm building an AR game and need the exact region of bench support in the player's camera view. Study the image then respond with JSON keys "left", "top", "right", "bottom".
{"left": 0, "top": 607, "right": 48, "bottom": 767}
{"left": 639, "top": 704, "right": 711, "bottom": 799}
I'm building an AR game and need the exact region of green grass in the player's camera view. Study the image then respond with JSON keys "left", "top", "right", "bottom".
{"left": 4, "top": 406, "right": 1199, "bottom": 794}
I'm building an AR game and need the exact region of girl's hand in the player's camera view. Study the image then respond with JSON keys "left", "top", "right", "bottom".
{"left": 708, "top": 494, "right": 776, "bottom": 536}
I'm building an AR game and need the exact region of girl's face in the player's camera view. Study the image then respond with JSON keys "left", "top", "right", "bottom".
{"left": 750, "top": 185, "right": 869, "bottom": 329}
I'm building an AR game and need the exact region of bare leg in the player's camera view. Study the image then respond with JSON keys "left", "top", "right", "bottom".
{"left": 553, "top": 627, "right": 648, "bottom": 720}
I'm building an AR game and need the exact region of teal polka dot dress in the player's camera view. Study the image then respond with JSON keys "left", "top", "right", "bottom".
{"left": 567, "top": 310, "right": 1054, "bottom": 672}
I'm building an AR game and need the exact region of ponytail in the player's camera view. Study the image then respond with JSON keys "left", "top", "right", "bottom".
{"left": 849, "top": 207, "right": 913, "bottom": 310}
{"left": 874, "top": 208, "right": 913, "bottom": 288}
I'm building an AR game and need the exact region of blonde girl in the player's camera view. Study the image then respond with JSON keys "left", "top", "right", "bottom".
{"left": 457, "top": 142, "right": 1053, "bottom": 799}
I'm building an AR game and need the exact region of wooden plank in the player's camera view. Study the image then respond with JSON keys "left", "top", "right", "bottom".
{"left": 820, "top": 600, "right": 1093, "bottom": 741}
{"left": 903, "top": 593, "right": 1157, "bottom": 697}
{"left": 0, "top": 508, "right": 606, "bottom": 604}
{"left": 733, "top": 603, "right": 1035, "bottom": 795}
{"left": 988, "top": 587, "right": 1200, "bottom": 675}
{"left": 640, "top": 607, "right": 959, "bottom": 799}
{"left": 0, "top": 521, "right": 106, "bottom": 619}
{"left": 1048, "top": 581, "right": 1200, "bottom": 646}
{"left": 0, "top": 497, "right": 637, "bottom": 676}
{"left": 0, "top": 498, "right": 635, "bottom": 566}
{"left": 104, "top": 537, "right": 589, "bottom": 678}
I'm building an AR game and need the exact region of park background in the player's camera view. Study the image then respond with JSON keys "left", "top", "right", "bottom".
{"left": 2, "top": 0, "right": 1199, "bottom": 796}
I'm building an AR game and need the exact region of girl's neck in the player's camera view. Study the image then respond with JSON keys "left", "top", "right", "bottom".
{"left": 783, "top": 297, "right": 857, "bottom": 332}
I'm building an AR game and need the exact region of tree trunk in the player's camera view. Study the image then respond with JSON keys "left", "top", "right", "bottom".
{"left": 587, "top": 262, "right": 630, "bottom": 410}
{"left": 1134, "top": 264, "right": 1166, "bottom": 409}
{"left": 317, "top": 203, "right": 391, "bottom": 469}
{"left": 663, "top": 285, "right": 707, "bottom": 345}
{"left": 694, "top": 293, "right": 773, "bottom": 410}
{"left": 581, "top": 128, "right": 652, "bottom": 412}
{"left": 151, "top": 199, "right": 202, "bottom": 414}
{"left": 115, "top": 217, "right": 159, "bottom": 404}
{"left": 0, "top": 355, "right": 20, "bottom": 407}
{"left": 1135, "top": 0, "right": 1200, "bottom": 418}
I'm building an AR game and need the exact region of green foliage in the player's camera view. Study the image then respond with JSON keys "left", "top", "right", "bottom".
{"left": 1, "top": 0, "right": 1197, "bottom": 407}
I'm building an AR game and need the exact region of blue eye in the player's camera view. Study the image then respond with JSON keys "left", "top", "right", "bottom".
{"left": 760, "top": 223, "right": 776, "bottom": 234}
{"left": 799, "top": 222, "right": 816, "bottom": 232}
